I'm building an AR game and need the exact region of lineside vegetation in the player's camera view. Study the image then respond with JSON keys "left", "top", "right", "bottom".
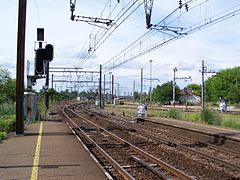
{"left": 105, "top": 105, "right": 240, "bottom": 129}
{"left": 0, "top": 67, "right": 16, "bottom": 141}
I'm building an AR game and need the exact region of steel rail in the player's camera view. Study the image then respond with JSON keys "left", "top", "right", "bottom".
{"left": 130, "top": 156, "right": 168, "bottom": 179}
{"left": 143, "top": 120, "right": 240, "bottom": 157}
{"left": 66, "top": 106, "right": 194, "bottom": 180}
{"left": 61, "top": 107, "right": 135, "bottom": 180}
{"left": 80, "top": 106, "right": 240, "bottom": 172}
{"left": 144, "top": 118, "right": 240, "bottom": 144}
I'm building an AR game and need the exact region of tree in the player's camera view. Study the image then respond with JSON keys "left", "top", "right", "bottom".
{"left": 133, "top": 91, "right": 140, "bottom": 101}
{"left": 226, "top": 84, "right": 240, "bottom": 104}
{"left": 0, "top": 67, "right": 16, "bottom": 104}
{"left": 187, "top": 83, "right": 201, "bottom": 96}
{"left": 152, "top": 81, "right": 180, "bottom": 104}
{"left": 0, "top": 68, "right": 11, "bottom": 84}
{"left": 205, "top": 67, "right": 240, "bottom": 104}
{"left": 79, "top": 91, "right": 87, "bottom": 97}
{"left": 5, "top": 79, "right": 16, "bottom": 103}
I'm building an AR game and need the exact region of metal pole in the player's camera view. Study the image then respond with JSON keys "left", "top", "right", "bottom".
{"left": 133, "top": 80, "right": 135, "bottom": 104}
{"left": 103, "top": 74, "right": 105, "bottom": 109}
{"left": 51, "top": 74, "right": 54, "bottom": 103}
{"left": 201, "top": 60, "right": 205, "bottom": 111}
{"left": 149, "top": 60, "right": 153, "bottom": 105}
{"left": 51, "top": 74, "right": 54, "bottom": 89}
{"left": 109, "top": 72, "right": 112, "bottom": 103}
{"left": 16, "top": 0, "right": 27, "bottom": 135}
{"left": 173, "top": 67, "right": 177, "bottom": 107}
{"left": 112, "top": 75, "right": 114, "bottom": 104}
{"left": 45, "top": 62, "right": 49, "bottom": 110}
{"left": 140, "top": 68, "right": 143, "bottom": 103}
{"left": 99, "top": 65, "right": 102, "bottom": 109}
{"left": 117, "top": 83, "right": 120, "bottom": 98}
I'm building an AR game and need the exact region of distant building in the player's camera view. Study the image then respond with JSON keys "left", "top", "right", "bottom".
{"left": 179, "top": 89, "right": 201, "bottom": 105}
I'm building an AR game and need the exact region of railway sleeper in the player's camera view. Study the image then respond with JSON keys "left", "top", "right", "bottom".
{"left": 130, "top": 156, "right": 169, "bottom": 179}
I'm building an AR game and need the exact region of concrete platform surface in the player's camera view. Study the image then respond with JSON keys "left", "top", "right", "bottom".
{"left": 0, "top": 120, "right": 108, "bottom": 180}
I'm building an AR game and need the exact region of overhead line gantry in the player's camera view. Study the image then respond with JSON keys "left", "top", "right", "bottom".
{"left": 70, "top": 0, "right": 114, "bottom": 26}
{"left": 102, "top": 0, "right": 240, "bottom": 72}
{"left": 144, "top": 0, "right": 154, "bottom": 29}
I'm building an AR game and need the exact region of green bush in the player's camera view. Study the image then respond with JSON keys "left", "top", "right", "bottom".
{"left": 0, "top": 103, "right": 15, "bottom": 116}
{"left": 0, "top": 132, "right": 7, "bottom": 141}
{"left": 168, "top": 108, "right": 182, "bottom": 119}
{"left": 200, "top": 109, "right": 221, "bottom": 125}
{"left": 0, "top": 117, "right": 15, "bottom": 133}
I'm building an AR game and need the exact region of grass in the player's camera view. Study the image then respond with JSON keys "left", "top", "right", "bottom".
{"left": 200, "top": 109, "right": 221, "bottom": 125}
{"left": 105, "top": 104, "right": 240, "bottom": 129}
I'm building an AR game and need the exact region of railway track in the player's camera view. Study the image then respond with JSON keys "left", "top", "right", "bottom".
{"left": 61, "top": 106, "right": 193, "bottom": 180}
{"left": 69, "top": 103, "right": 240, "bottom": 179}
{"left": 111, "top": 104, "right": 240, "bottom": 115}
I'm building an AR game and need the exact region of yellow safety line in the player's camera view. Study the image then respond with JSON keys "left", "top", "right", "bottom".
{"left": 31, "top": 122, "right": 43, "bottom": 180}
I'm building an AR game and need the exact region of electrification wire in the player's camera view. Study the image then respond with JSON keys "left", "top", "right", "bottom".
{"left": 101, "top": 0, "right": 240, "bottom": 73}
{"left": 67, "top": 0, "right": 240, "bottom": 88}
{"left": 75, "top": 0, "right": 144, "bottom": 68}
{"left": 77, "top": 1, "right": 145, "bottom": 68}
{"left": 102, "top": 0, "right": 196, "bottom": 68}
{"left": 76, "top": 0, "right": 112, "bottom": 64}
{"left": 34, "top": 0, "right": 42, "bottom": 27}
{"left": 76, "top": 0, "right": 118, "bottom": 63}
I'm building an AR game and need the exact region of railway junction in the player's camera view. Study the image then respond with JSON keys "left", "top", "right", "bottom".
{"left": 1, "top": 101, "right": 240, "bottom": 180}
{"left": 2, "top": 0, "right": 240, "bottom": 179}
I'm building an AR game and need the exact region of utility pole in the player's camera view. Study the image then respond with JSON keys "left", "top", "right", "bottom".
{"left": 45, "top": 62, "right": 49, "bottom": 110}
{"left": 140, "top": 68, "right": 143, "bottom": 103}
{"left": 109, "top": 72, "right": 112, "bottom": 103}
{"left": 51, "top": 74, "right": 54, "bottom": 103}
{"left": 103, "top": 74, "right": 106, "bottom": 109}
{"left": 173, "top": 67, "right": 177, "bottom": 107}
{"left": 201, "top": 60, "right": 205, "bottom": 111}
{"left": 173, "top": 67, "right": 191, "bottom": 107}
{"left": 133, "top": 80, "right": 135, "bottom": 104}
{"left": 116, "top": 83, "right": 120, "bottom": 98}
{"left": 99, "top": 65, "right": 102, "bottom": 109}
{"left": 16, "top": 0, "right": 27, "bottom": 135}
{"left": 200, "top": 60, "right": 218, "bottom": 111}
{"left": 51, "top": 74, "right": 54, "bottom": 89}
{"left": 149, "top": 59, "right": 153, "bottom": 105}
{"left": 112, "top": 74, "right": 114, "bottom": 104}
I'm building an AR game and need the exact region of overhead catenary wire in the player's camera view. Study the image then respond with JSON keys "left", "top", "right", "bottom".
{"left": 75, "top": 0, "right": 113, "bottom": 65}
{"left": 76, "top": 0, "right": 120, "bottom": 65}
{"left": 101, "top": 0, "right": 240, "bottom": 73}
{"left": 101, "top": 0, "right": 196, "bottom": 70}
{"left": 75, "top": 0, "right": 145, "bottom": 68}
{"left": 70, "top": 0, "right": 145, "bottom": 84}
{"left": 78, "top": 2, "right": 145, "bottom": 68}
{"left": 34, "top": 0, "right": 42, "bottom": 27}
{"left": 60, "top": 0, "right": 240, "bottom": 91}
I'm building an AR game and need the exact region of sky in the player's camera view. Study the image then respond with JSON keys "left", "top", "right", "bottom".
{"left": 1, "top": 0, "right": 240, "bottom": 95}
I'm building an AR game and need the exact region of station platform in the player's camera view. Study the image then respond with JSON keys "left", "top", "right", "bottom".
{"left": 0, "top": 120, "right": 109, "bottom": 180}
